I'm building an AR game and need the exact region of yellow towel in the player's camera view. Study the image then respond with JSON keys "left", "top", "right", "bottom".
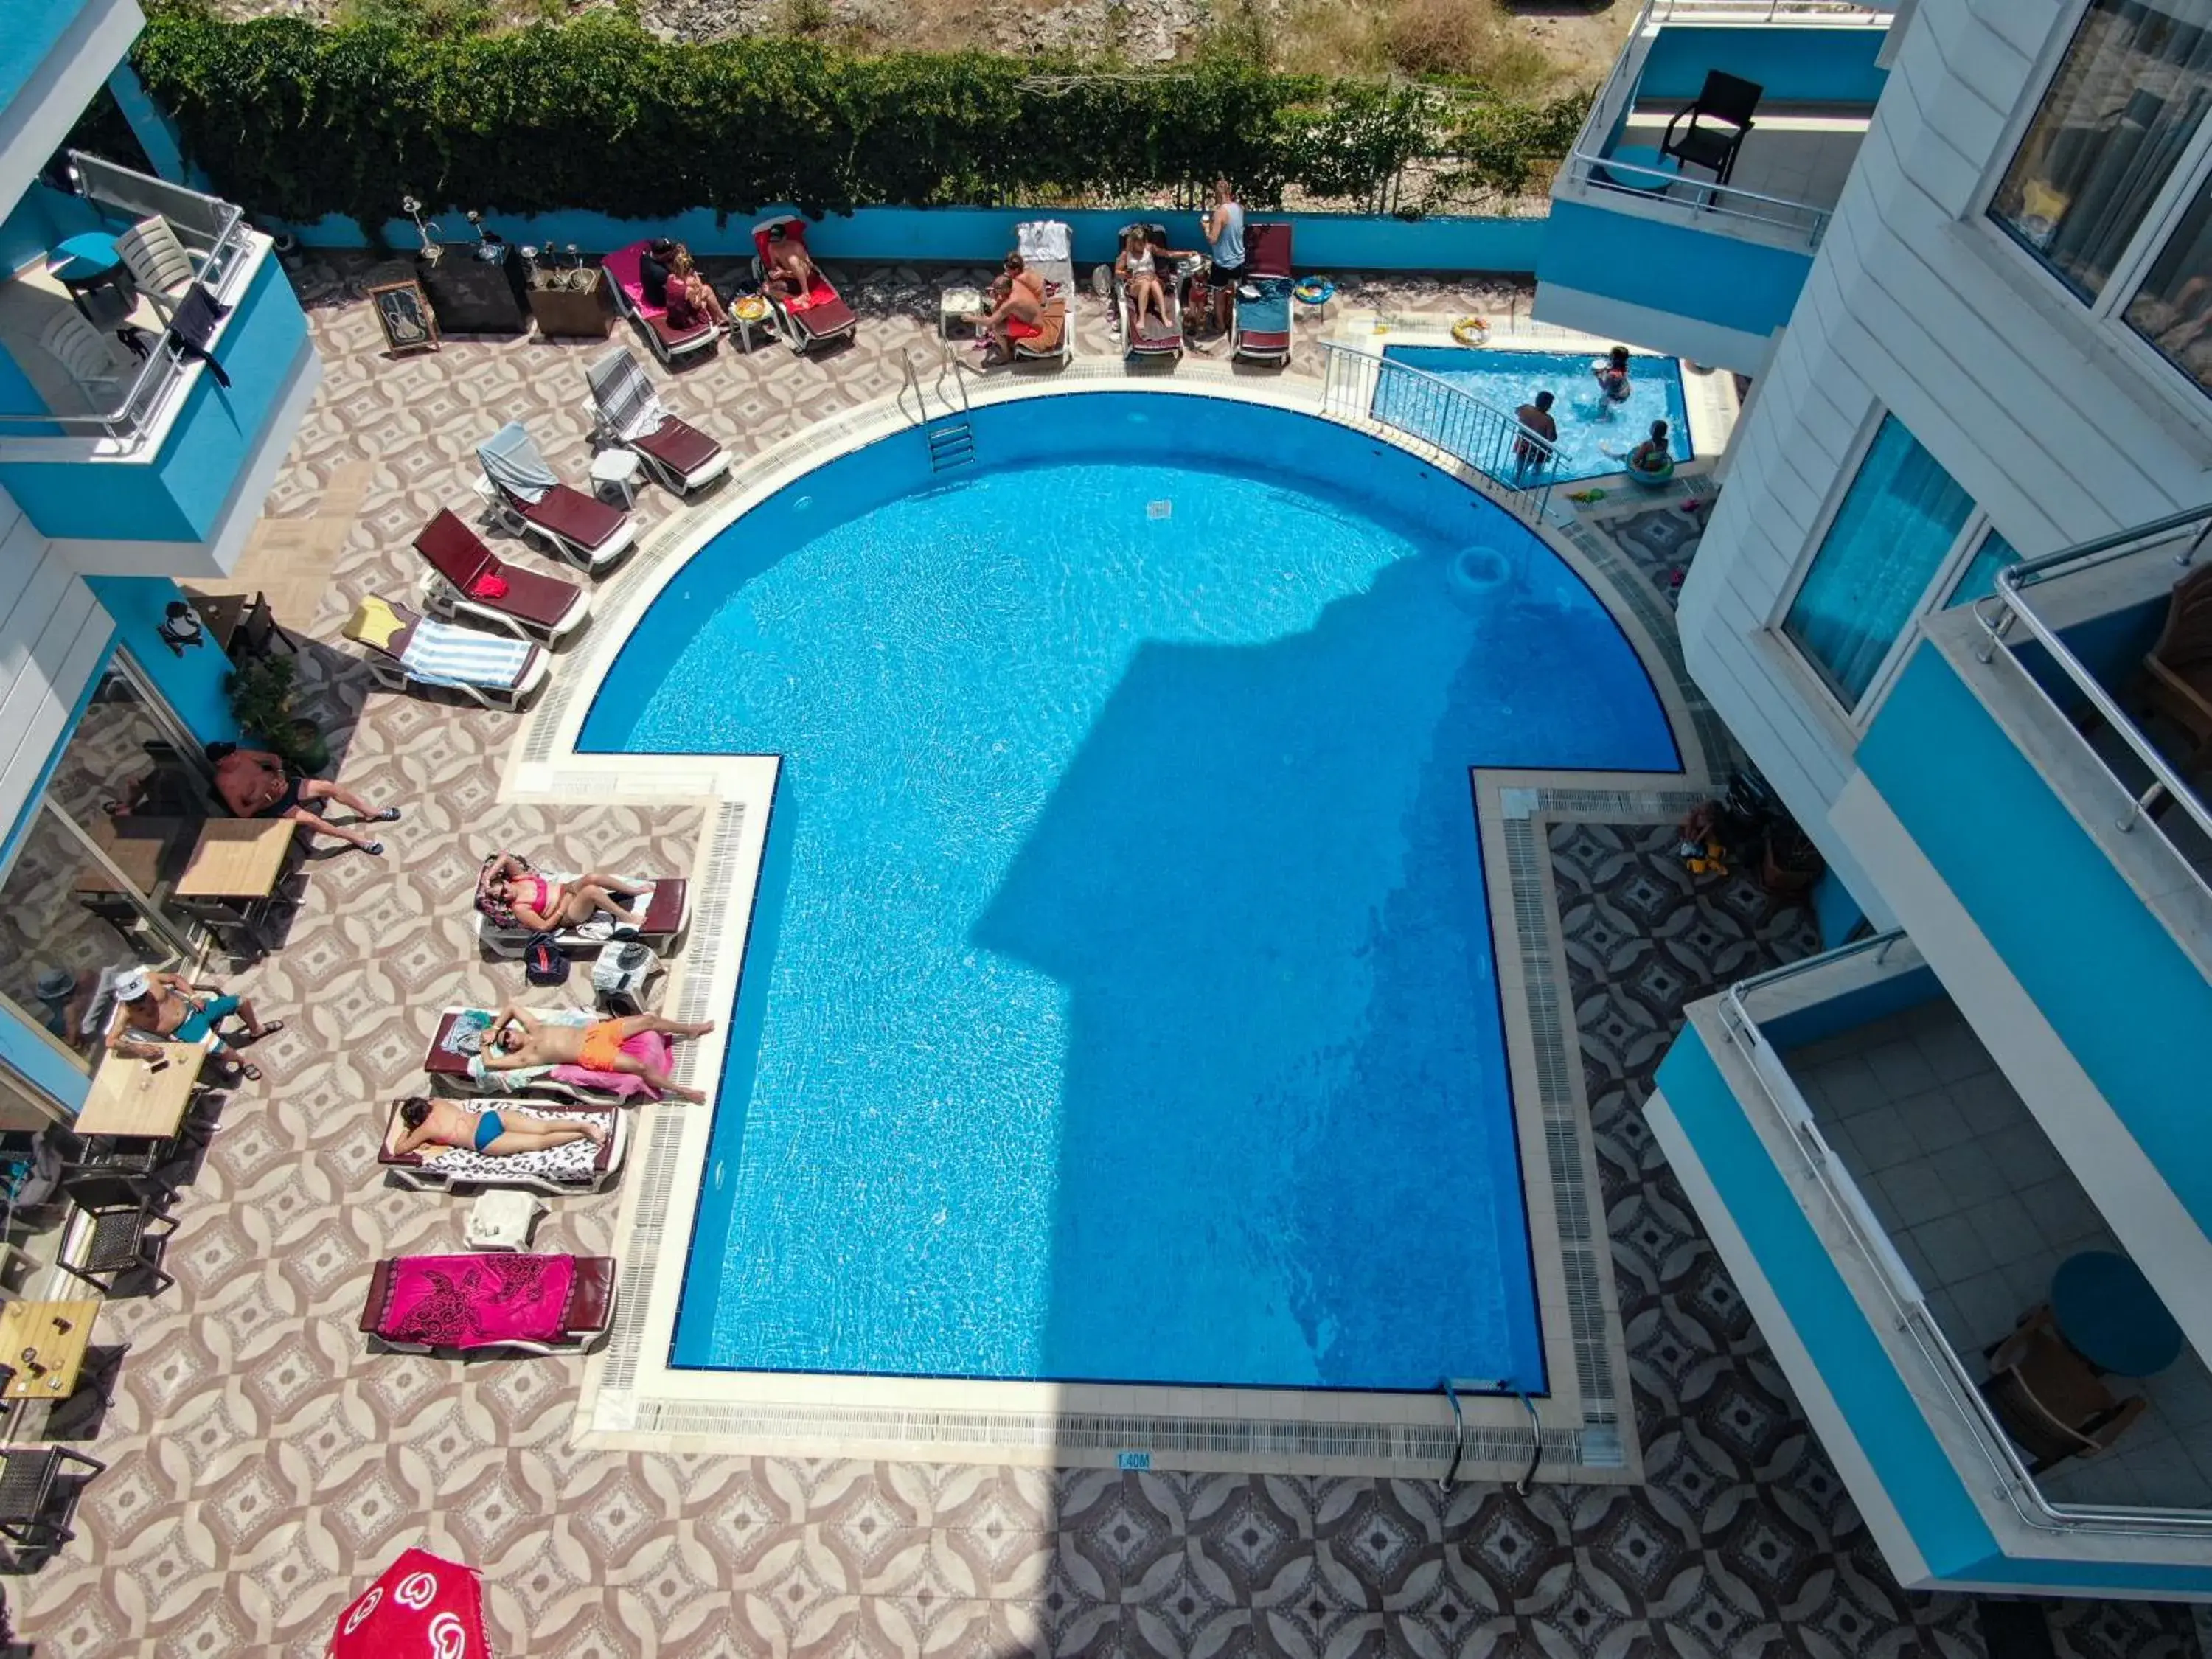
{"left": 345, "top": 594, "right": 407, "bottom": 650}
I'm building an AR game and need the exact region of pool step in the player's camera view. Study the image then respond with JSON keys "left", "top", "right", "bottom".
{"left": 927, "top": 420, "right": 975, "bottom": 472}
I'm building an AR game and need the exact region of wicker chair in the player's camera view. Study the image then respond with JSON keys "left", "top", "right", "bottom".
{"left": 1980, "top": 1304, "right": 2146, "bottom": 1473}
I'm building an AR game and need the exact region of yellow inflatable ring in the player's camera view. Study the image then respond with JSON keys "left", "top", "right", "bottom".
{"left": 1451, "top": 316, "right": 1489, "bottom": 347}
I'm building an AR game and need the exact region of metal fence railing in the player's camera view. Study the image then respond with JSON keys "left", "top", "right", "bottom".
{"left": 1559, "top": 149, "right": 1837, "bottom": 248}
{"left": 1317, "top": 342, "right": 1557, "bottom": 524}
{"left": 1971, "top": 504, "right": 2212, "bottom": 897}
{"left": 1650, "top": 0, "right": 1895, "bottom": 21}
{"left": 0, "top": 153, "right": 251, "bottom": 443}
{"left": 1722, "top": 936, "right": 2212, "bottom": 1537}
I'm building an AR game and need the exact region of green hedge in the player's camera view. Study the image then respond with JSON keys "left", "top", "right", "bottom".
{"left": 126, "top": 9, "right": 1588, "bottom": 237}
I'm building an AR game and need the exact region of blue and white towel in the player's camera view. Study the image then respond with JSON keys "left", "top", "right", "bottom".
{"left": 402, "top": 618, "right": 535, "bottom": 689}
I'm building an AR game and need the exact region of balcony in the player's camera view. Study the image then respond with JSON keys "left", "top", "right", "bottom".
{"left": 0, "top": 153, "right": 318, "bottom": 573}
{"left": 1852, "top": 512, "right": 2212, "bottom": 1286}
{"left": 1534, "top": 0, "right": 1891, "bottom": 375}
{"left": 1651, "top": 936, "right": 2212, "bottom": 1594}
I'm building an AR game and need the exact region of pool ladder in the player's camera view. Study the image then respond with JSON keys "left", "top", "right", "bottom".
{"left": 899, "top": 347, "right": 976, "bottom": 473}
{"left": 1439, "top": 1376, "right": 1543, "bottom": 1497}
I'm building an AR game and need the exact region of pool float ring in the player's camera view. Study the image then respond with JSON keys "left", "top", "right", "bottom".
{"left": 1630, "top": 454, "right": 1677, "bottom": 488}
{"left": 733, "top": 293, "right": 771, "bottom": 324}
{"left": 1293, "top": 276, "right": 1335, "bottom": 306}
{"left": 1451, "top": 315, "right": 1489, "bottom": 347}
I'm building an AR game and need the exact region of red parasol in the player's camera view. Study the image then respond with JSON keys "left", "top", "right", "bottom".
{"left": 328, "top": 1548, "right": 491, "bottom": 1658}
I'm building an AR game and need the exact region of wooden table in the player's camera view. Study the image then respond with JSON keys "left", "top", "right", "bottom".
{"left": 175, "top": 818, "right": 294, "bottom": 900}
{"left": 75, "top": 1044, "right": 204, "bottom": 1140}
{"left": 0, "top": 1301, "right": 99, "bottom": 1405}
{"left": 74, "top": 815, "right": 189, "bottom": 896}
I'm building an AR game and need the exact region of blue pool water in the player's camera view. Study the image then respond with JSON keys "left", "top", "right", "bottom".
{"left": 584, "top": 393, "right": 1678, "bottom": 1391}
{"left": 1382, "top": 346, "right": 1693, "bottom": 484}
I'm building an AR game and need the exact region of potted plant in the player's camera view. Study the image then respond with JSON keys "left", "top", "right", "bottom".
{"left": 226, "top": 655, "right": 329, "bottom": 773}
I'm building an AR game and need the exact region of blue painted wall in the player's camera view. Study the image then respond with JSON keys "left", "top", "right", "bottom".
{"left": 105, "top": 61, "right": 195, "bottom": 188}
{"left": 83, "top": 578, "right": 240, "bottom": 746}
{"left": 1660, "top": 1023, "right": 2212, "bottom": 1593}
{"left": 1638, "top": 24, "right": 1891, "bottom": 106}
{"left": 1761, "top": 962, "right": 1940, "bottom": 1048}
{"left": 0, "top": 250, "right": 311, "bottom": 542}
{"left": 274, "top": 204, "right": 1550, "bottom": 272}
{"left": 1860, "top": 642, "right": 2212, "bottom": 1233}
{"left": 1812, "top": 867, "right": 1866, "bottom": 947}
{"left": 1536, "top": 199, "right": 1811, "bottom": 342}
{"left": 0, "top": 0, "right": 103, "bottom": 125}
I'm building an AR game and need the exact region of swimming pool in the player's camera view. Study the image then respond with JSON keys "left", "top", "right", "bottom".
{"left": 584, "top": 392, "right": 1677, "bottom": 1392}
{"left": 1381, "top": 346, "right": 1693, "bottom": 484}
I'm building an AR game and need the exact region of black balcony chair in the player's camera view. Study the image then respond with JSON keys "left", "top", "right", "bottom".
{"left": 0, "top": 1445, "right": 106, "bottom": 1551}
{"left": 57, "top": 1177, "right": 178, "bottom": 1297}
{"left": 231, "top": 591, "right": 299, "bottom": 660}
{"left": 1661, "top": 70, "right": 1764, "bottom": 189}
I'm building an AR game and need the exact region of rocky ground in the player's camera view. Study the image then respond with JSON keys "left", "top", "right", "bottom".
{"left": 218, "top": 0, "right": 1634, "bottom": 80}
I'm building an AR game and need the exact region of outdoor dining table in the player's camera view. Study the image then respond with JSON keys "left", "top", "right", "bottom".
{"left": 172, "top": 818, "right": 299, "bottom": 956}
{"left": 0, "top": 1300, "right": 101, "bottom": 1411}
{"left": 72, "top": 815, "right": 190, "bottom": 897}
{"left": 2050, "top": 1250, "right": 2183, "bottom": 1377}
{"left": 74, "top": 1043, "right": 205, "bottom": 1142}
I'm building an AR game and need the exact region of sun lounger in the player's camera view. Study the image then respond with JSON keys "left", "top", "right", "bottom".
{"left": 1116, "top": 223, "right": 1185, "bottom": 359}
{"left": 343, "top": 594, "right": 550, "bottom": 712}
{"left": 414, "top": 509, "right": 590, "bottom": 646}
{"left": 476, "top": 421, "right": 636, "bottom": 573}
{"left": 603, "top": 240, "right": 718, "bottom": 366}
{"left": 379, "top": 1097, "right": 627, "bottom": 1195}
{"left": 473, "top": 856, "right": 689, "bottom": 956}
{"left": 1232, "top": 222, "right": 1293, "bottom": 366}
{"left": 358, "top": 1252, "right": 617, "bottom": 1355}
{"left": 583, "top": 347, "right": 731, "bottom": 496}
{"left": 751, "top": 216, "right": 858, "bottom": 353}
{"left": 1009, "top": 220, "right": 1074, "bottom": 365}
{"left": 424, "top": 1006, "right": 675, "bottom": 1105}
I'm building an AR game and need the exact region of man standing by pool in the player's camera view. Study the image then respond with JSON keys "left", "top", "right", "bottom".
{"left": 1200, "top": 178, "right": 1245, "bottom": 337}
{"left": 1513, "top": 389, "right": 1558, "bottom": 481}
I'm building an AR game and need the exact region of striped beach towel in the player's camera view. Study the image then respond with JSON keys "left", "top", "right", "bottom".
{"left": 402, "top": 619, "right": 534, "bottom": 689}
{"left": 586, "top": 347, "right": 669, "bottom": 444}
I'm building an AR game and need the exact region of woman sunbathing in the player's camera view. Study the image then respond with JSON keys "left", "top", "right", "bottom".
{"left": 480, "top": 851, "right": 647, "bottom": 933}
{"left": 1117, "top": 229, "right": 1186, "bottom": 332}
{"left": 482, "top": 1005, "right": 715, "bottom": 1103}
{"left": 391, "top": 1096, "right": 606, "bottom": 1158}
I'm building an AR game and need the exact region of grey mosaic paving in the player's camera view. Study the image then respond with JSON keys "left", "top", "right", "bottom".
{"left": 0, "top": 253, "right": 2194, "bottom": 1655}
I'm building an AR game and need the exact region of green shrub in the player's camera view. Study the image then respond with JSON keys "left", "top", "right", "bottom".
{"left": 125, "top": 5, "right": 1572, "bottom": 235}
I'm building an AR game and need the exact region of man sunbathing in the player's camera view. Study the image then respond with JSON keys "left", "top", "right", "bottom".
{"left": 762, "top": 223, "right": 818, "bottom": 299}
{"left": 209, "top": 742, "right": 400, "bottom": 855}
{"left": 969, "top": 252, "right": 1046, "bottom": 363}
{"left": 482, "top": 1004, "right": 714, "bottom": 1102}
{"left": 390, "top": 1095, "right": 607, "bottom": 1158}
{"left": 481, "top": 851, "right": 646, "bottom": 933}
{"left": 107, "top": 966, "right": 280, "bottom": 1083}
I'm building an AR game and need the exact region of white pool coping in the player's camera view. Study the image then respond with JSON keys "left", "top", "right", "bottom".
{"left": 498, "top": 338, "right": 1721, "bottom": 1479}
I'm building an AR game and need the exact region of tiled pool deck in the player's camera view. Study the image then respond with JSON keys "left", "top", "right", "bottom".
{"left": 8, "top": 255, "right": 2201, "bottom": 1655}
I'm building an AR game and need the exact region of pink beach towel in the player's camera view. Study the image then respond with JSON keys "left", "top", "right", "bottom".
{"left": 380, "top": 1253, "right": 577, "bottom": 1349}
{"left": 550, "top": 1029, "right": 671, "bottom": 1100}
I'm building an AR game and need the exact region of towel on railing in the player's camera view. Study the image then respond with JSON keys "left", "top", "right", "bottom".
{"left": 401, "top": 618, "right": 535, "bottom": 689}
{"left": 1018, "top": 220, "right": 1071, "bottom": 264}
{"left": 585, "top": 348, "right": 669, "bottom": 443}
{"left": 477, "top": 421, "right": 560, "bottom": 503}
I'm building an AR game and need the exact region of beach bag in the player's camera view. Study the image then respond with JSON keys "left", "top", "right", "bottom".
{"left": 524, "top": 932, "right": 571, "bottom": 987}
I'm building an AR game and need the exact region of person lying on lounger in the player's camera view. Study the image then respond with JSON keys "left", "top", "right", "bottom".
{"left": 209, "top": 742, "right": 401, "bottom": 856}
{"left": 390, "top": 1095, "right": 607, "bottom": 1158}
{"left": 969, "top": 253, "right": 1046, "bottom": 361}
{"left": 479, "top": 852, "right": 647, "bottom": 933}
{"left": 1117, "top": 228, "right": 1190, "bottom": 332}
{"left": 762, "top": 223, "right": 819, "bottom": 299}
{"left": 107, "top": 966, "right": 280, "bottom": 1083}
{"left": 482, "top": 1005, "right": 716, "bottom": 1103}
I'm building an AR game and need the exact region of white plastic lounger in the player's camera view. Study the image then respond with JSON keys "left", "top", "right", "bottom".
{"left": 476, "top": 421, "right": 636, "bottom": 572}
{"left": 344, "top": 596, "right": 550, "bottom": 712}
{"left": 583, "top": 347, "right": 731, "bottom": 496}
{"left": 380, "top": 1097, "right": 628, "bottom": 1195}
{"left": 1010, "top": 219, "right": 1074, "bottom": 365}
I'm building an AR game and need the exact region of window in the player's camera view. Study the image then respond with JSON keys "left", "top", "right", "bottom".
{"left": 1991, "top": 0, "right": 2212, "bottom": 400}
{"left": 1945, "top": 528, "right": 2024, "bottom": 608}
{"left": 1781, "top": 416, "right": 1974, "bottom": 708}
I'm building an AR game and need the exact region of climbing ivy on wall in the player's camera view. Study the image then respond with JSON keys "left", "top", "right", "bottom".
{"left": 124, "top": 7, "right": 1589, "bottom": 237}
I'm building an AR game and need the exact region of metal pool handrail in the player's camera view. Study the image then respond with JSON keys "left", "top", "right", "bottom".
{"left": 1971, "top": 503, "right": 2212, "bottom": 857}
{"left": 1315, "top": 341, "right": 1557, "bottom": 524}
{"left": 1720, "top": 937, "right": 2212, "bottom": 1537}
